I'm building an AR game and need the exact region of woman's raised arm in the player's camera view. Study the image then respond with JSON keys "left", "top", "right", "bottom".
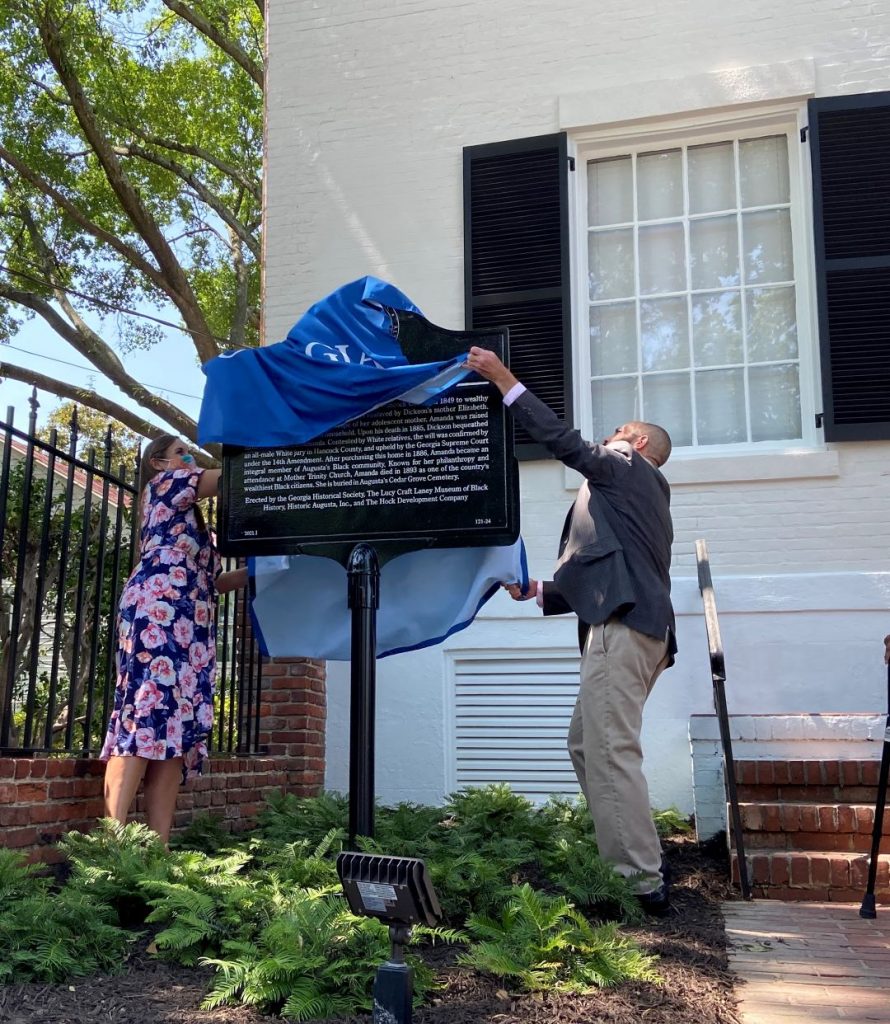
{"left": 196, "top": 468, "right": 222, "bottom": 501}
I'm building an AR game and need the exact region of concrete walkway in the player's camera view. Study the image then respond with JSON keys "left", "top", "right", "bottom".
{"left": 723, "top": 901, "right": 890, "bottom": 1023}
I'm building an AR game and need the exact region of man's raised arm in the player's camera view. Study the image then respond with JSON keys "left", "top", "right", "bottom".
{"left": 465, "top": 346, "right": 617, "bottom": 482}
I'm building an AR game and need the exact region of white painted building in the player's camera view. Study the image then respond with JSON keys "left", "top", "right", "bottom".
{"left": 263, "top": 0, "right": 890, "bottom": 816}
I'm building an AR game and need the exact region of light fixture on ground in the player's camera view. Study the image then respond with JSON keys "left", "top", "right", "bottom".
{"left": 336, "top": 852, "right": 442, "bottom": 1024}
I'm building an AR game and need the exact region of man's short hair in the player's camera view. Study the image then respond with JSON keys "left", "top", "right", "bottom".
{"left": 630, "top": 421, "right": 672, "bottom": 467}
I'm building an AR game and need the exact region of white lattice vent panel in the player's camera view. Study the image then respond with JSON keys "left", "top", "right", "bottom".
{"left": 451, "top": 652, "right": 581, "bottom": 803}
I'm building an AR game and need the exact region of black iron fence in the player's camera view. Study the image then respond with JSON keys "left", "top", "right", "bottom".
{"left": 0, "top": 394, "right": 262, "bottom": 757}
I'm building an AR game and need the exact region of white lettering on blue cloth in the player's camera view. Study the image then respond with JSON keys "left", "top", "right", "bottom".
{"left": 198, "top": 276, "right": 472, "bottom": 448}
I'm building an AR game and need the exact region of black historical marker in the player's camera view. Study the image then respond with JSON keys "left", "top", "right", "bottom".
{"left": 219, "top": 315, "right": 519, "bottom": 558}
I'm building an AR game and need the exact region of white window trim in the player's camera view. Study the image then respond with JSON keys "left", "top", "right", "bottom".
{"left": 566, "top": 101, "right": 828, "bottom": 486}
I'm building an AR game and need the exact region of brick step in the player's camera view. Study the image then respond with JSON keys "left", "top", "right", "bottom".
{"left": 730, "top": 849, "right": 890, "bottom": 903}
{"left": 735, "top": 801, "right": 890, "bottom": 840}
{"left": 736, "top": 783, "right": 879, "bottom": 801}
{"left": 739, "top": 830, "right": 883, "bottom": 853}
{"left": 733, "top": 758, "right": 882, "bottom": 801}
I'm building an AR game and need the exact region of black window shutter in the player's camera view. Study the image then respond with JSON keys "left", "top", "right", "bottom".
{"left": 809, "top": 92, "right": 890, "bottom": 441}
{"left": 463, "top": 133, "right": 572, "bottom": 459}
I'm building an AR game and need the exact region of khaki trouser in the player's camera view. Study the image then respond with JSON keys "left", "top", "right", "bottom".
{"left": 567, "top": 618, "right": 670, "bottom": 893}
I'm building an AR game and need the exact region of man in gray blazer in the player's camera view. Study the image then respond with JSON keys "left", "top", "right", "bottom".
{"left": 466, "top": 346, "right": 676, "bottom": 915}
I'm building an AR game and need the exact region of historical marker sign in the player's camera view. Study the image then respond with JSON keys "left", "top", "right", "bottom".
{"left": 219, "top": 319, "right": 518, "bottom": 557}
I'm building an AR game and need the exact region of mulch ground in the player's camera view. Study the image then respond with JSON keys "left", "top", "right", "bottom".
{"left": 0, "top": 834, "right": 740, "bottom": 1024}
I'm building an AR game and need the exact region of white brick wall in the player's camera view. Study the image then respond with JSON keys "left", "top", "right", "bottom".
{"left": 265, "top": 0, "right": 890, "bottom": 808}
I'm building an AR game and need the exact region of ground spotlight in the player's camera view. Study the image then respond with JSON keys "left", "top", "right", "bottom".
{"left": 337, "top": 852, "right": 442, "bottom": 1024}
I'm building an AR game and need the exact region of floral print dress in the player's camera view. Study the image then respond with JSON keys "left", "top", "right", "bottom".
{"left": 100, "top": 468, "right": 221, "bottom": 780}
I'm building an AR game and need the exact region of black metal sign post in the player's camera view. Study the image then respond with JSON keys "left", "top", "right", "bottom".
{"left": 219, "top": 314, "right": 519, "bottom": 845}
{"left": 859, "top": 662, "right": 890, "bottom": 919}
{"left": 348, "top": 543, "right": 379, "bottom": 845}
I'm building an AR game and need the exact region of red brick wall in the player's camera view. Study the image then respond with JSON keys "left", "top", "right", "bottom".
{"left": 258, "top": 656, "right": 327, "bottom": 791}
{"left": 0, "top": 657, "right": 326, "bottom": 864}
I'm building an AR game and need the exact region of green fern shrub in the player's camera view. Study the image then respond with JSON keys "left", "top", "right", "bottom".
{"left": 443, "top": 784, "right": 552, "bottom": 854}
{"left": 0, "top": 847, "right": 42, "bottom": 903}
{"left": 256, "top": 791, "right": 348, "bottom": 846}
{"left": 61, "top": 819, "right": 171, "bottom": 925}
{"left": 426, "top": 846, "right": 519, "bottom": 924}
{"left": 653, "top": 806, "right": 693, "bottom": 837}
{"left": 0, "top": 849, "right": 129, "bottom": 983}
{"left": 141, "top": 848, "right": 265, "bottom": 965}
{"left": 459, "top": 883, "right": 659, "bottom": 993}
{"left": 539, "top": 838, "right": 642, "bottom": 922}
{"left": 537, "top": 794, "right": 598, "bottom": 847}
{"left": 371, "top": 800, "right": 446, "bottom": 857}
{"left": 15, "top": 784, "right": 673, "bottom": 1011}
{"left": 249, "top": 830, "right": 342, "bottom": 890}
{"left": 170, "top": 812, "right": 237, "bottom": 853}
{"left": 200, "top": 888, "right": 440, "bottom": 1020}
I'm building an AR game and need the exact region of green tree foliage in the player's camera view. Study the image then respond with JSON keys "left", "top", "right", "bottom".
{"left": 39, "top": 400, "right": 142, "bottom": 472}
{"left": 0, "top": 0, "right": 263, "bottom": 444}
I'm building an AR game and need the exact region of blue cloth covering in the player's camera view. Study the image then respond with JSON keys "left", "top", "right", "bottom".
{"left": 248, "top": 540, "right": 527, "bottom": 661}
{"left": 198, "top": 277, "right": 471, "bottom": 447}
{"left": 199, "top": 276, "right": 525, "bottom": 658}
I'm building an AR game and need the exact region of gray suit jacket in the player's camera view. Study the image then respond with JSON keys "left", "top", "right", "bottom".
{"left": 509, "top": 389, "right": 676, "bottom": 663}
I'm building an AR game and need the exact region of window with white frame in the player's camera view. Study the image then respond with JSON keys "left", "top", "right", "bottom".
{"left": 583, "top": 128, "right": 807, "bottom": 450}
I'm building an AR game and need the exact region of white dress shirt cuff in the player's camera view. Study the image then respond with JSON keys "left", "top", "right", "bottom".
{"left": 502, "top": 382, "right": 527, "bottom": 406}
{"left": 535, "top": 579, "right": 544, "bottom": 608}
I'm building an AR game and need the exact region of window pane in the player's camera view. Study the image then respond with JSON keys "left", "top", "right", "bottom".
{"left": 639, "top": 222, "right": 685, "bottom": 294}
{"left": 641, "top": 297, "right": 688, "bottom": 371}
{"left": 740, "top": 136, "right": 790, "bottom": 208}
{"left": 591, "top": 376, "right": 639, "bottom": 442}
{"left": 749, "top": 363, "right": 801, "bottom": 441}
{"left": 746, "top": 287, "right": 798, "bottom": 362}
{"left": 688, "top": 142, "right": 735, "bottom": 213}
{"left": 743, "top": 209, "right": 794, "bottom": 284}
{"left": 590, "top": 302, "right": 638, "bottom": 375}
{"left": 588, "top": 229, "right": 634, "bottom": 300}
{"left": 692, "top": 291, "right": 742, "bottom": 366}
{"left": 643, "top": 373, "right": 692, "bottom": 446}
{"left": 690, "top": 215, "right": 740, "bottom": 289}
{"left": 583, "top": 133, "right": 802, "bottom": 454}
{"left": 588, "top": 156, "right": 633, "bottom": 226}
{"left": 696, "top": 368, "right": 747, "bottom": 444}
{"left": 637, "top": 149, "right": 683, "bottom": 220}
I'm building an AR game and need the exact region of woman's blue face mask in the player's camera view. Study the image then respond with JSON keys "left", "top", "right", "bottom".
{"left": 155, "top": 445, "right": 195, "bottom": 470}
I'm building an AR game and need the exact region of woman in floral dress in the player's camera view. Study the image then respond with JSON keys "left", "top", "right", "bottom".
{"left": 100, "top": 435, "right": 247, "bottom": 845}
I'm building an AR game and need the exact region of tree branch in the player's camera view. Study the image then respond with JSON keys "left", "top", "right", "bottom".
{"left": 0, "top": 362, "right": 218, "bottom": 466}
{"left": 113, "top": 144, "right": 261, "bottom": 260}
{"left": 1, "top": 361, "right": 171, "bottom": 440}
{"left": 0, "top": 282, "right": 201, "bottom": 443}
{"left": 229, "top": 225, "right": 249, "bottom": 349}
{"left": 161, "top": 0, "right": 264, "bottom": 90}
{"left": 38, "top": 9, "right": 220, "bottom": 363}
{"left": 108, "top": 124, "right": 261, "bottom": 202}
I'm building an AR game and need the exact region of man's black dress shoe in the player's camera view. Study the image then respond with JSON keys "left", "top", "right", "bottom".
{"left": 635, "top": 884, "right": 671, "bottom": 917}
{"left": 636, "top": 854, "right": 672, "bottom": 917}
